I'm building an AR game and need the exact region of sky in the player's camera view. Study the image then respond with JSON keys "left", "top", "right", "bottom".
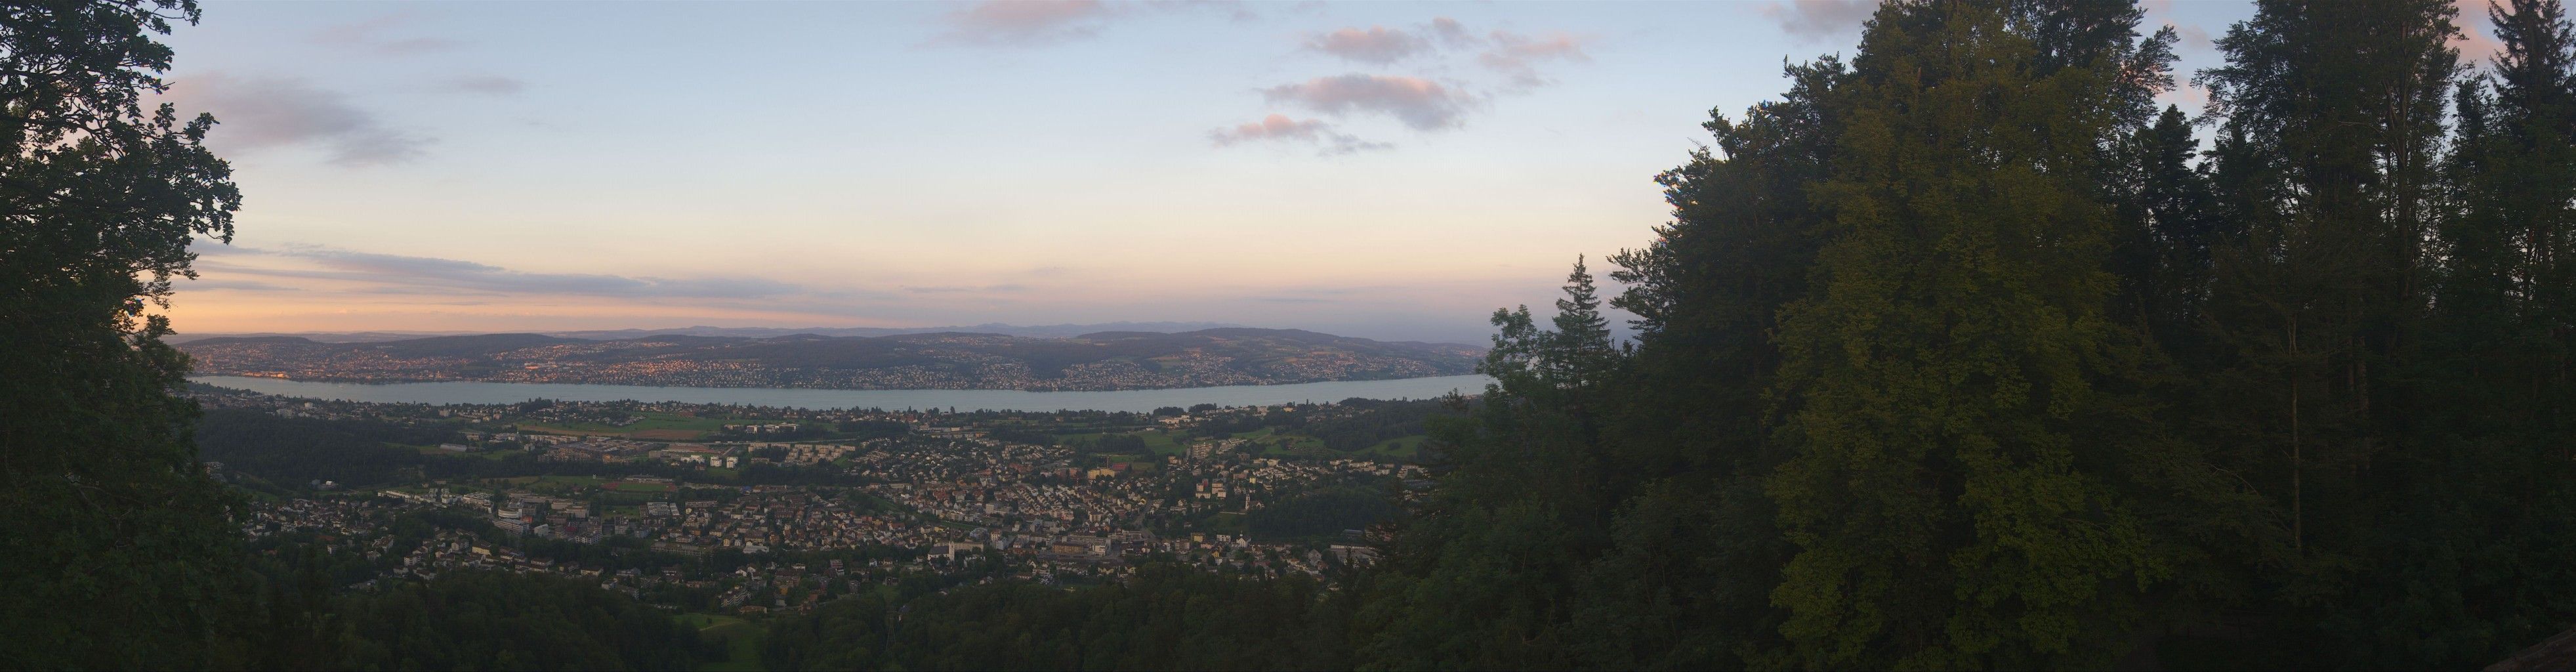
{"left": 151, "top": 0, "right": 2503, "bottom": 344}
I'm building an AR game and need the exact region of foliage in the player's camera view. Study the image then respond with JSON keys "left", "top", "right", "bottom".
{"left": 321, "top": 571, "right": 708, "bottom": 671}
{"left": 1247, "top": 486, "right": 1398, "bottom": 540}
{"left": 0, "top": 1, "right": 250, "bottom": 667}
{"left": 194, "top": 408, "right": 455, "bottom": 488}
{"left": 764, "top": 563, "right": 1348, "bottom": 671}
{"left": 1355, "top": 0, "right": 2576, "bottom": 668}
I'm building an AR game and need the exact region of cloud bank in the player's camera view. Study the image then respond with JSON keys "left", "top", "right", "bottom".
{"left": 200, "top": 245, "right": 804, "bottom": 299}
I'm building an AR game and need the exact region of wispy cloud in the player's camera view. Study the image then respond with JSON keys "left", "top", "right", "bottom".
{"left": 163, "top": 73, "right": 432, "bottom": 167}
{"left": 1304, "top": 26, "right": 1430, "bottom": 65}
{"left": 2175, "top": 23, "right": 2212, "bottom": 51}
{"left": 1230, "top": 18, "right": 1588, "bottom": 154}
{"left": 1208, "top": 114, "right": 1388, "bottom": 155}
{"left": 200, "top": 245, "right": 806, "bottom": 299}
{"left": 442, "top": 75, "right": 527, "bottom": 96}
{"left": 1478, "top": 30, "right": 1590, "bottom": 88}
{"left": 2456, "top": 0, "right": 2509, "bottom": 65}
{"left": 1261, "top": 74, "right": 1476, "bottom": 131}
{"left": 930, "top": 0, "right": 1120, "bottom": 47}
{"left": 1426, "top": 17, "right": 1473, "bottom": 45}
{"left": 310, "top": 14, "right": 465, "bottom": 55}
{"left": 902, "top": 284, "right": 1032, "bottom": 294}
{"left": 1759, "top": 0, "right": 1877, "bottom": 45}
{"left": 182, "top": 278, "right": 302, "bottom": 292}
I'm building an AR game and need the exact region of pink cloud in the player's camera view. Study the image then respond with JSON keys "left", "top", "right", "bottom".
{"left": 1207, "top": 114, "right": 1388, "bottom": 154}
{"left": 933, "top": 0, "right": 1120, "bottom": 46}
{"left": 1480, "top": 30, "right": 1590, "bottom": 87}
{"left": 1261, "top": 74, "right": 1476, "bottom": 131}
{"left": 2455, "top": 0, "right": 2508, "bottom": 65}
{"left": 1305, "top": 26, "right": 1429, "bottom": 64}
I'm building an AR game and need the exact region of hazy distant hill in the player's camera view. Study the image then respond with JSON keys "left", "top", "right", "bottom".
{"left": 544, "top": 321, "right": 1249, "bottom": 341}
{"left": 165, "top": 322, "right": 1249, "bottom": 345}
{"left": 180, "top": 328, "right": 1484, "bottom": 391}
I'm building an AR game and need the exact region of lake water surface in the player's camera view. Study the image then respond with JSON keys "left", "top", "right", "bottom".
{"left": 187, "top": 375, "right": 1495, "bottom": 413}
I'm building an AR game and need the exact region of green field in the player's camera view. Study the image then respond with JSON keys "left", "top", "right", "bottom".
{"left": 1359, "top": 436, "right": 1426, "bottom": 459}
{"left": 605, "top": 480, "right": 674, "bottom": 493}
{"left": 1200, "top": 511, "right": 1249, "bottom": 535}
{"left": 491, "top": 475, "right": 609, "bottom": 495}
{"left": 404, "top": 443, "right": 457, "bottom": 455}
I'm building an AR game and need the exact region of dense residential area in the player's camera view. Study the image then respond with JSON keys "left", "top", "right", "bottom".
{"left": 199, "top": 384, "right": 1428, "bottom": 609}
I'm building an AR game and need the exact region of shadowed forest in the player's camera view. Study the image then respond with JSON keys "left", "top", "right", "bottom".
{"left": 8, "top": 0, "right": 2576, "bottom": 669}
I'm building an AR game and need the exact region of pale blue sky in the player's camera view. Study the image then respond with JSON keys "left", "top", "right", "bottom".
{"left": 158, "top": 1, "right": 2357, "bottom": 343}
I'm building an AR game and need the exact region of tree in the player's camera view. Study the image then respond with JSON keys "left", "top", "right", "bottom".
{"left": 1761, "top": 1, "right": 2186, "bottom": 666}
{"left": 1354, "top": 261, "right": 1622, "bottom": 670}
{"left": 0, "top": 1, "right": 247, "bottom": 668}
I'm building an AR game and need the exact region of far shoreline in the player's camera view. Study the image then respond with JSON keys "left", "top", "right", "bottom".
{"left": 186, "top": 373, "right": 1495, "bottom": 414}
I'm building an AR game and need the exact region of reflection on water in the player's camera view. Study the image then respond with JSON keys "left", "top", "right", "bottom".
{"left": 186, "top": 375, "right": 1495, "bottom": 413}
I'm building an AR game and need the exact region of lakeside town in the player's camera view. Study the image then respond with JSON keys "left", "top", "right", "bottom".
{"left": 201, "top": 384, "right": 1432, "bottom": 616}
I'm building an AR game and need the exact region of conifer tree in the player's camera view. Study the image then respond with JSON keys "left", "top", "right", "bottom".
{"left": 2194, "top": 0, "right": 2459, "bottom": 563}
{"left": 1354, "top": 260, "right": 1623, "bottom": 670}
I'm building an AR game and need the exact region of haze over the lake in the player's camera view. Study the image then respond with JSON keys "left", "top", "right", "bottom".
{"left": 154, "top": 0, "right": 2289, "bottom": 343}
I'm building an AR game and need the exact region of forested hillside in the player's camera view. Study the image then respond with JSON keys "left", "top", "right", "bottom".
{"left": 1353, "top": 0, "right": 2576, "bottom": 668}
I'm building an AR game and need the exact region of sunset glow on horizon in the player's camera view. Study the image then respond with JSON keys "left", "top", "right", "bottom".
{"left": 153, "top": 0, "right": 2292, "bottom": 343}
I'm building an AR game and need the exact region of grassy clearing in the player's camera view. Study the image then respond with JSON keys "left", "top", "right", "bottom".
{"left": 1201, "top": 511, "right": 1249, "bottom": 535}
{"left": 1360, "top": 436, "right": 1426, "bottom": 459}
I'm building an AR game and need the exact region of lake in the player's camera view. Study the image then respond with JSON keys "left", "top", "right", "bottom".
{"left": 186, "top": 375, "right": 1496, "bottom": 413}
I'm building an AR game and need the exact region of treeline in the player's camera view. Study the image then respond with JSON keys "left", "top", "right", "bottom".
{"left": 194, "top": 408, "right": 881, "bottom": 490}
{"left": 1247, "top": 486, "right": 1399, "bottom": 540}
{"left": 1185, "top": 398, "right": 1453, "bottom": 452}
{"left": 762, "top": 564, "right": 1349, "bottom": 671}
{"left": 1360, "top": 0, "right": 2576, "bottom": 669}
{"left": 257, "top": 570, "right": 708, "bottom": 671}
{"left": 1302, "top": 398, "right": 1447, "bottom": 452}
{"left": 194, "top": 408, "right": 455, "bottom": 488}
